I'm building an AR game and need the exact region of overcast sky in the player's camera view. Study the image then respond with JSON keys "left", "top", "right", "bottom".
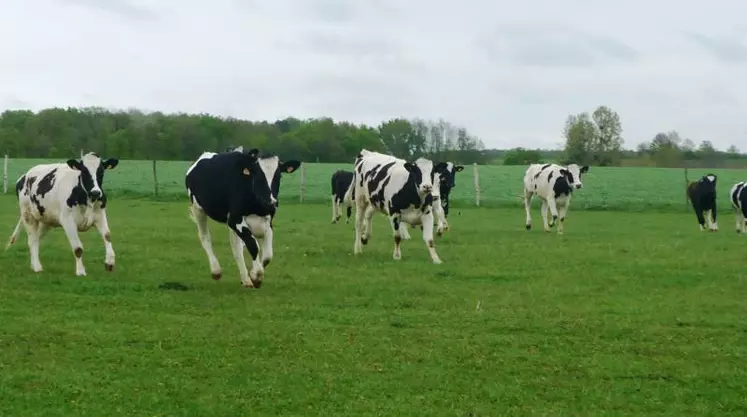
{"left": 2, "top": 0, "right": 747, "bottom": 150}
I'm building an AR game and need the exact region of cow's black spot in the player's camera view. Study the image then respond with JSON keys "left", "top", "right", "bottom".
{"left": 30, "top": 195, "right": 44, "bottom": 216}
{"left": 534, "top": 163, "right": 551, "bottom": 178}
{"left": 36, "top": 168, "right": 57, "bottom": 198}
{"left": 66, "top": 184, "right": 89, "bottom": 208}
{"left": 553, "top": 176, "right": 572, "bottom": 198}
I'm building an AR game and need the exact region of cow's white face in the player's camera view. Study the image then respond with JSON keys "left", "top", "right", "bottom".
{"left": 81, "top": 153, "right": 104, "bottom": 197}
{"left": 564, "top": 164, "right": 589, "bottom": 190}
{"left": 414, "top": 158, "right": 435, "bottom": 194}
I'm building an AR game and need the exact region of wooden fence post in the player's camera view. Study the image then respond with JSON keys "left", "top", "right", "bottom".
{"left": 3, "top": 155, "right": 7, "bottom": 194}
{"left": 684, "top": 166, "right": 689, "bottom": 211}
{"left": 152, "top": 160, "right": 159, "bottom": 197}
{"left": 299, "top": 163, "right": 306, "bottom": 203}
{"left": 473, "top": 163, "right": 480, "bottom": 207}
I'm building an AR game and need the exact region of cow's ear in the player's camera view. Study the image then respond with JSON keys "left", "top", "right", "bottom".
{"left": 404, "top": 162, "right": 418, "bottom": 173}
{"left": 67, "top": 159, "right": 81, "bottom": 170}
{"left": 454, "top": 165, "right": 464, "bottom": 172}
{"left": 281, "top": 160, "right": 301, "bottom": 174}
{"left": 580, "top": 165, "right": 589, "bottom": 173}
{"left": 559, "top": 168, "right": 570, "bottom": 177}
{"left": 103, "top": 158, "right": 119, "bottom": 170}
{"left": 247, "top": 148, "right": 260, "bottom": 158}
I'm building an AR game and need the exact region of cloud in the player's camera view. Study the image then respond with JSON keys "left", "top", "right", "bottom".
{"left": 1, "top": 0, "right": 747, "bottom": 151}
{"left": 59, "top": 0, "right": 159, "bottom": 21}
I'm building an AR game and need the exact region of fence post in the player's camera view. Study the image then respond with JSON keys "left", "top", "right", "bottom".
{"left": 684, "top": 166, "right": 689, "bottom": 211}
{"left": 299, "top": 163, "right": 306, "bottom": 203}
{"left": 152, "top": 160, "right": 159, "bottom": 197}
{"left": 473, "top": 163, "right": 480, "bottom": 207}
{"left": 3, "top": 155, "right": 7, "bottom": 194}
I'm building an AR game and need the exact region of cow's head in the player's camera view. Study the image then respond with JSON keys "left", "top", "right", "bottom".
{"left": 66, "top": 152, "right": 119, "bottom": 202}
{"left": 404, "top": 157, "right": 449, "bottom": 196}
{"left": 236, "top": 148, "right": 277, "bottom": 213}
{"left": 257, "top": 155, "right": 301, "bottom": 208}
{"left": 560, "top": 164, "right": 589, "bottom": 190}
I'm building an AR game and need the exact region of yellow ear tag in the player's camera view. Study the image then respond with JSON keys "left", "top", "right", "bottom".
{"left": 243, "top": 168, "right": 251, "bottom": 176}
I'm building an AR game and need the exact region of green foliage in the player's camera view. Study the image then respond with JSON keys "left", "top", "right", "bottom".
{"left": 1, "top": 200, "right": 745, "bottom": 415}
{"left": 562, "top": 105, "right": 624, "bottom": 166}
{"left": 0, "top": 108, "right": 488, "bottom": 164}
{"left": 502, "top": 147, "right": 543, "bottom": 165}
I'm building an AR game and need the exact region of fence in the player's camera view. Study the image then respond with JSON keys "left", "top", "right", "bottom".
{"left": 2, "top": 156, "right": 745, "bottom": 213}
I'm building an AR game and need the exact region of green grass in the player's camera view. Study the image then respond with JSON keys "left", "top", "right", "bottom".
{"left": 3, "top": 158, "right": 746, "bottom": 212}
{"left": 1, "top": 195, "right": 746, "bottom": 416}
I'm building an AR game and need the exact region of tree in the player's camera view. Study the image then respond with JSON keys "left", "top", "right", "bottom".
{"left": 590, "top": 105, "right": 624, "bottom": 165}
{"left": 503, "top": 147, "right": 542, "bottom": 165}
{"left": 562, "top": 112, "right": 598, "bottom": 165}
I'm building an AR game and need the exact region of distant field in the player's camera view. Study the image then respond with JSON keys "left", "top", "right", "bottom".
{"left": 2, "top": 158, "right": 746, "bottom": 212}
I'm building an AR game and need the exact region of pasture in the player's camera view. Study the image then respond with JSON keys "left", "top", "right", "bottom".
{"left": 1, "top": 158, "right": 747, "bottom": 415}
{"left": 3, "top": 157, "right": 747, "bottom": 212}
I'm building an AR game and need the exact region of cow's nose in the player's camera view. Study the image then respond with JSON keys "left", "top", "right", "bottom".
{"left": 575, "top": 184, "right": 582, "bottom": 189}
{"left": 90, "top": 190, "right": 102, "bottom": 200}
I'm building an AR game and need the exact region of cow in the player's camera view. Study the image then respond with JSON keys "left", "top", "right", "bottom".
{"left": 729, "top": 181, "right": 747, "bottom": 233}
{"left": 523, "top": 163, "right": 589, "bottom": 234}
{"left": 330, "top": 169, "right": 354, "bottom": 224}
{"left": 686, "top": 173, "right": 719, "bottom": 232}
{"left": 5, "top": 152, "right": 120, "bottom": 275}
{"left": 433, "top": 162, "right": 465, "bottom": 234}
{"left": 351, "top": 149, "right": 448, "bottom": 264}
{"left": 185, "top": 148, "right": 300, "bottom": 289}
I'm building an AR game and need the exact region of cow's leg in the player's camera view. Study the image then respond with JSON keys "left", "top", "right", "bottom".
{"left": 735, "top": 208, "right": 743, "bottom": 233}
{"left": 710, "top": 202, "right": 718, "bottom": 231}
{"left": 361, "top": 204, "right": 376, "bottom": 244}
{"left": 227, "top": 228, "right": 250, "bottom": 286}
{"left": 260, "top": 223, "right": 274, "bottom": 268}
{"left": 189, "top": 204, "right": 222, "bottom": 279}
{"left": 540, "top": 200, "right": 551, "bottom": 232}
{"left": 345, "top": 204, "right": 352, "bottom": 224}
{"left": 433, "top": 197, "right": 447, "bottom": 237}
{"left": 400, "top": 221, "right": 412, "bottom": 240}
{"left": 694, "top": 206, "right": 706, "bottom": 231}
{"left": 353, "top": 199, "right": 366, "bottom": 254}
{"left": 229, "top": 215, "right": 263, "bottom": 288}
{"left": 547, "top": 197, "right": 559, "bottom": 228}
{"left": 94, "top": 209, "right": 115, "bottom": 271}
{"left": 24, "top": 219, "right": 43, "bottom": 272}
{"left": 523, "top": 189, "right": 534, "bottom": 230}
{"left": 421, "top": 210, "right": 442, "bottom": 264}
{"left": 391, "top": 215, "right": 403, "bottom": 260}
{"left": 60, "top": 215, "right": 86, "bottom": 276}
{"left": 557, "top": 202, "right": 568, "bottom": 235}
{"left": 741, "top": 205, "right": 747, "bottom": 233}
{"left": 331, "top": 195, "right": 339, "bottom": 223}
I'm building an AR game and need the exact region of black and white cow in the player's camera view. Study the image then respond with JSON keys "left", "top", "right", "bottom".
{"left": 730, "top": 181, "right": 747, "bottom": 233}
{"left": 5, "top": 152, "right": 119, "bottom": 275}
{"left": 686, "top": 173, "right": 719, "bottom": 232}
{"left": 330, "top": 169, "right": 354, "bottom": 224}
{"left": 523, "top": 163, "right": 589, "bottom": 234}
{"left": 185, "top": 148, "right": 300, "bottom": 289}
{"left": 433, "top": 162, "right": 464, "bottom": 234}
{"left": 351, "top": 149, "right": 448, "bottom": 263}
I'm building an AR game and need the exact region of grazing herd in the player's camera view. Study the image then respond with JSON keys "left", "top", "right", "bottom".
{"left": 3, "top": 149, "right": 747, "bottom": 287}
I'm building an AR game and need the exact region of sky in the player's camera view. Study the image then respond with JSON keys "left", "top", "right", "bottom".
{"left": 2, "top": 0, "right": 747, "bottom": 151}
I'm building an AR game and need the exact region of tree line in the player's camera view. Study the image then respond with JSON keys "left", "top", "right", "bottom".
{"left": 0, "top": 107, "right": 487, "bottom": 164}
{"left": 0, "top": 106, "right": 743, "bottom": 168}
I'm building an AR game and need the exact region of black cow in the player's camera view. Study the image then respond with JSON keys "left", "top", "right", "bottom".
{"left": 729, "top": 181, "right": 747, "bottom": 233}
{"left": 185, "top": 148, "right": 300, "bottom": 288}
{"left": 330, "top": 169, "right": 354, "bottom": 224}
{"left": 686, "top": 173, "right": 718, "bottom": 232}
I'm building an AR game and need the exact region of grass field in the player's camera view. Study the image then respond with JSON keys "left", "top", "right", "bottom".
{"left": 3, "top": 158, "right": 747, "bottom": 212}
{"left": 1, "top": 192, "right": 746, "bottom": 416}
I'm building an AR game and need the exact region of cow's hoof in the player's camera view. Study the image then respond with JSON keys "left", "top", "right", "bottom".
{"left": 105, "top": 263, "right": 114, "bottom": 272}
{"left": 251, "top": 279, "right": 262, "bottom": 289}
{"left": 525, "top": 224, "right": 531, "bottom": 230}
{"left": 262, "top": 259, "right": 271, "bottom": 267}
{"left": 211, "top": 272, "right": 222, "bottom": 280}
{"left": 361, "top": 237, "right": 368, "bottom": 245}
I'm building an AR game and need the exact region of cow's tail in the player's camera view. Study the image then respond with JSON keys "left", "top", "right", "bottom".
{"left": 6, "top": 217, "right": 23, "bottom": 250}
